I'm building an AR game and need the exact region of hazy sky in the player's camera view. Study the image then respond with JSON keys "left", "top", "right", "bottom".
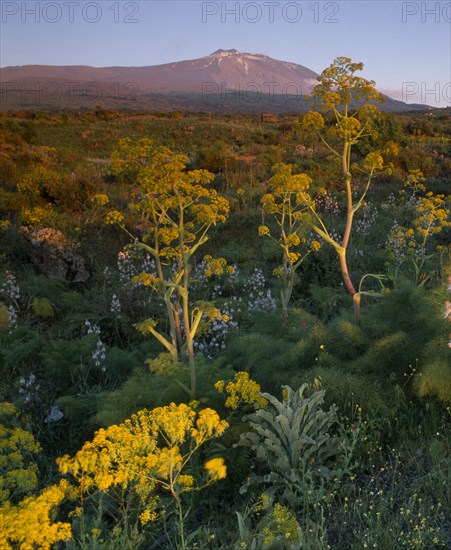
{"left": 1, "top": 1, "right": 450, "bottom": 106}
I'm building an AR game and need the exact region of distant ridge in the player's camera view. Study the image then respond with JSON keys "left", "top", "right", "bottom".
{"left": 0, "top": 50, "right": 430, "bottom": 113}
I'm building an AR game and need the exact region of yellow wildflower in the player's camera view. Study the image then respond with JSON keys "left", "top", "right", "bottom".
{"left": 178, "top": 475, "right": 194, "bottom": 489}
{"left": 219, "top": 371, "right": 268, "bottom": 410}
{"left": 204, "top": 457, "right": 227, "bottom": 481}
{"left": 0, "top": 408, "right": 42, "bottom": 502}
{"left": 192, "top": 408, "right": 228, "bottom": 444}
{"left": 139, "top": 508, "right": 157, "bottom": 525}
{"left": 311, "top": 240, "right": 321, "bottom": 252}
{"left": 104, "top": 210, "right": 124, "bottom": 225}
{"left": 214, "top": 380, "right": 225, "bottom": 393}
{"left": 131, "top": 272, "right": 158, "bottom": 286}
{"left": 57, "top": 402, "right": 228, "bottom": 509}
{"left": 0, "top": 480, "right": 71, "bottom": 549}
{"left": 89, "top": 193, "right": 109, "bottom": 206}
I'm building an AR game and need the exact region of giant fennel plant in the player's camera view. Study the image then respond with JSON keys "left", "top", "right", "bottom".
{"left": 258, "top": 164, "right": 321, "bottom": 322}
{"left": 301, "top": 57, "right": 386, "bottom": 322}
{"left": 107, "top": 138, "right": 231, "bottom": 395}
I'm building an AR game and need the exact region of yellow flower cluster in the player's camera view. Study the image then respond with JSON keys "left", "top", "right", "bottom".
{"left": 0, "top": 403, "right": 41, "bottom": 502}
{"left": 215, "top": 372, "right": 268, "bottom": 410}
{"left": 139, "top": 508, "right": 157, "bottom": 525}
{"left": 262, "top": 503, "right": 300, "bottom": 545}
{"left": 32, "top": 145, "right": 58, "bottom": 166}
{"left": 158, "top": 226, "right": 179, "bottom": 246}
{"left": 265, "top": 165, "right": 312, "bottom": 197}
{"left": 146, "top": 352, "right": 181, "bottom": 377}
{"left": 192, "top": 407, "right": 228, "bottom": 444}
{"left": 204, "top": 457, "right": 227, "bottom": 481}
{"left": 57, "top": 403, "right": 228, "bottom": 507}
{"left": 254, "top": 492, "right": 272, "bottom": 513}
{"left": 302, "top": 111, "right": 325, "bottom": 130}
{"left": 17, "top": 166, "right": 58, "bottom": 198}
{"left": 311, "top": 240, "right": 321, "bottom": 252}
{"left": 89, "top": 193, "right": 110, "bottom": 206}
{"left": 178, "top": 474, "right": 195, "bottom": 489}
{"left": 415, "top": 193, "right": 450, "bottom": 238}
{"left": 131, "top": 272, "right": 159, "bottom": 287}
{"left": 338, "top": 117, "right": 362, "bottom": 138}
{"left": 286, "top": 233, "right": 301, "bottom": 247}
{"left": 21, "top": 205, "right": 54, "bottom": 226}
{"left": 203, "top": 255, "right": 233, "bottom": 277}
{"left": 321, "top": 91, "right": 341, "bottom": 110}
{"left": 57, "top": 414, "right": 158, "bottom": 493}
{"left": 288, "top": 252, "right": 300, "bottom": 263}
{"left": 404, "top": 169, "right": 426, "bottom": 193}
{"left": 357, "top": 104, "right": 380, "bottom": 122}
{"left": 363, "top": 152, "right": 384, "bottom": 172}
{"left": 0, "top": 480, "right": 71, "bottom": 549}
{"left": 104, "top": 210, "right": 124, "bottom": 225}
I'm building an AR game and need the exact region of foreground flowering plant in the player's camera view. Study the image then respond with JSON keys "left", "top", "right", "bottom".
{"left": 57, "top": 402, "right": 228, "bottom": 549}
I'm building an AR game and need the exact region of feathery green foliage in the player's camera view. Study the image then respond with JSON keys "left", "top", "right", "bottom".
{"left": 415, "top": 361, "right": 451, "bottom": 403}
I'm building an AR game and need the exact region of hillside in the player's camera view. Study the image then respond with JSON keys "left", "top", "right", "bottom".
{"left": 0, "top": 50, "right": 429, "bottom": 113}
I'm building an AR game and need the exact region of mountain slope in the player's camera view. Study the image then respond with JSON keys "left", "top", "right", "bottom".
{"left": 1, "top": 49, "right": 317, "bottom": 92}
{"left": 0, "top": 50, "right": 428, "bottom": 113}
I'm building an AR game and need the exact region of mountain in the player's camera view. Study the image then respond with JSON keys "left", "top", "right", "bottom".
{"left": 0, "top": 50, "right": 428, "bottom": 113}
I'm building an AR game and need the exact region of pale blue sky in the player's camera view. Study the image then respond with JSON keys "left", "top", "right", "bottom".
{"left": 1, "top": 1, "right": 450, "bottom": 106}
